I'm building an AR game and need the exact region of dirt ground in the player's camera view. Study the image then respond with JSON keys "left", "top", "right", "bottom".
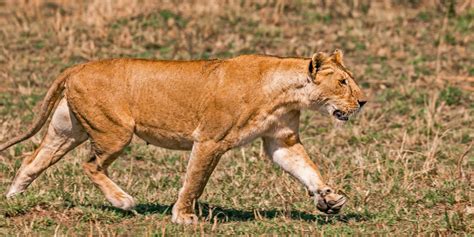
{"left": 0, "top": 0, "right": 473, "bottom": 235}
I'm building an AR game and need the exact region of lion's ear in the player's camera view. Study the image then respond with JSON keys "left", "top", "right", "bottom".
{"left": 332, "top": 49, "right": 344, "bottom": 65}
{"left": 309, "top": 52, "right": 327, "bottom": 76}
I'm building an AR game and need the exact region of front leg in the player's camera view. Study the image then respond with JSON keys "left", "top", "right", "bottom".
{"left": 172, "top": 141, "right": 227, "bottom": 224}
{"left": 263, "top": 135, "right": 347, "bottom": 214}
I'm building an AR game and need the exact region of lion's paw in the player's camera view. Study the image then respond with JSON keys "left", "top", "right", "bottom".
{"left": 106, "top": 192, "right": 136, "bottom": 210}
{"left": 172, "top": 205, "right": 198, "bottom": 224}
{"left": 172, "top": 212, "right": 198, "bottom": 225}
{"left": 315, "top": 187, "right": 347, "bottom": 214}
{"left": 6, "top": 185, "right": 26, "bottom": 198}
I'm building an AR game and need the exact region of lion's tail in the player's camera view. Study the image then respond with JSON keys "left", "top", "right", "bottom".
{"left": 0, "top": 66, "right": 79, "bottom": 152}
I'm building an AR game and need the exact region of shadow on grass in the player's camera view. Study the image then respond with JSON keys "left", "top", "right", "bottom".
{"left": 99, "top": 202, "right": 373, "bottom": 224}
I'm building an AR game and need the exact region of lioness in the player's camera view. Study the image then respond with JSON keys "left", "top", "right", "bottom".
{"left": 1, "top": 50, "right": 366, "bottom": 224}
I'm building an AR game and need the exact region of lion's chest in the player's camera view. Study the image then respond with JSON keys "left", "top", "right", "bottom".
{"left": 221, "top": 108, "right": 292, "bottom": 148}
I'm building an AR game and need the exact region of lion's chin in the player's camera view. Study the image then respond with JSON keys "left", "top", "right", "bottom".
{"left": 334, "top": 115, "right": 349, "bottom": 122}
{"left": 332, "top": 117, "right": 347, "bottom": 128}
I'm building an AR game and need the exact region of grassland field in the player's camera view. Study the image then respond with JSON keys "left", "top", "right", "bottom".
{"left": 0, "top": 0, "right": 473, "bottom": 235}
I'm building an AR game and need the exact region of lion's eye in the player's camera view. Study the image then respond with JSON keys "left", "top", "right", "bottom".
{"left": 340, "top": 79, "right": 348, "bottom": 85}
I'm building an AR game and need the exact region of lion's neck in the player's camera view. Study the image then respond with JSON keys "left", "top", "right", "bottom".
{"left": 263, "top": 59, "right": 322, "bottom": 112}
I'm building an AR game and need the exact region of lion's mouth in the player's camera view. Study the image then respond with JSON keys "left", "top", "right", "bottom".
{"left": 332, "top": 110, "right": 349, "bottom": 121}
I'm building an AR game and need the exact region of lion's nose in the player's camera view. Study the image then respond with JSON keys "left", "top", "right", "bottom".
{"left": 358, "top": 100, "right": 367, "bottom": 108}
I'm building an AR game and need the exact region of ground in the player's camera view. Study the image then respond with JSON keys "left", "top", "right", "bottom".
{"left": 0, "top": 0, "right": 473, "bottom": 235}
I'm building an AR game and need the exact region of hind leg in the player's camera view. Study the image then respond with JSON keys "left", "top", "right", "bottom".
{"left": 82, "top": 140, "right": 135, "bottom": 210}
{"left": 67, "top": 94, "right": 136, "bottom": 210}
{"left": 6, "top": 99, "right": 88, "bottom": 197}
{"left": 75, "top": 111, "right": 135, "bottom": 211}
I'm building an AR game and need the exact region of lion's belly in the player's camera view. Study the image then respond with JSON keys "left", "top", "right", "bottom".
{"left": 132, "top": 104, "right": 198, "bottom": 150}
{"left": 134, "top": 127, "right": 194, "bottom": 150}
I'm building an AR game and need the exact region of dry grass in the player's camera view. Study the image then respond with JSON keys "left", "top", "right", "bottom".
{"left": 0, "top": 0, "right": 473, "bottom": 235}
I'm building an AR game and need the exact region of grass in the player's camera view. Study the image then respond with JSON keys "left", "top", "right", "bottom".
{"left": 0, "top": 0, "right": 473, "bottom": 235}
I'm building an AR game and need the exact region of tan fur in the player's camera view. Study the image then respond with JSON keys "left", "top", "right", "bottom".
{"left": 1, "top": 50, "right": 366, "bottom": 224}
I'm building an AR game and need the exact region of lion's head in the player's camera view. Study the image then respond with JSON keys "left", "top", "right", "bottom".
{"left": 307, "top": 49, "right": 367, "bottom": 122}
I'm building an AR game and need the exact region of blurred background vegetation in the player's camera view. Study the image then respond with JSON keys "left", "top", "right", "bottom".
{"left": 0, "top": 0, "right": 472, "bottom": 235}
